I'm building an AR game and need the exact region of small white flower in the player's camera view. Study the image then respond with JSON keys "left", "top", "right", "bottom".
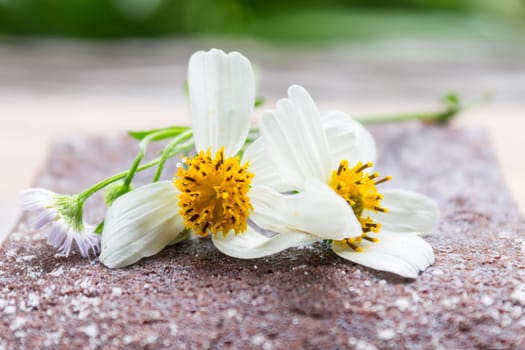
{"left": 100, "top": 49, "right": 356, "bottom": 268}
{"left": 213, "top": 85, "right": 440, "bottom": 279}
{"left": 19, "top": 188, "right": 100, "bottom": 258}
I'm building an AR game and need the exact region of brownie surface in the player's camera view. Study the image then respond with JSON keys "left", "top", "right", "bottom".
{"left": 1, "top": 124, "right": 525, "bottom": 349}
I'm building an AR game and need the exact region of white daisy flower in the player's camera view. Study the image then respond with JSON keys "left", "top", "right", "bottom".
{"left": 99, "top": 49, "right": 357, "bottom": 268}
{"left": 213, "top": 85, "right": 440, "bottom": 279}
{"left": 19, "top": 188, "right": 100, "bottom": 258}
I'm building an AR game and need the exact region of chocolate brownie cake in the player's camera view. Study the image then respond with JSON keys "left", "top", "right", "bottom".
{"left": 1, "top": 123, "right": 524, "bottom": 349}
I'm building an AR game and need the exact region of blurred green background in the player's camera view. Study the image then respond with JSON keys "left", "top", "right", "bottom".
{"left": 1, "top": 0, "right": 524, "bottom": 43}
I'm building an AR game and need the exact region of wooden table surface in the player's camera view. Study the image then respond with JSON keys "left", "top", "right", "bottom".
{"left": 2, "top": 39, "right": 524, "bottom": 240}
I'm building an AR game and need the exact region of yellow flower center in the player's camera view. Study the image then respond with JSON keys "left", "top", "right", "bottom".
{"left": 174, "top": 148, "right": 254, "bottom": 237}
{"left": 329, "top": 160, "right": 391, "bottom": 251}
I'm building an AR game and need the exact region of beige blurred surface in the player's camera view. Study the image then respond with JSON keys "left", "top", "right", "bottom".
{"left": 1, "top": 39, "right": 524, "bottom": 240}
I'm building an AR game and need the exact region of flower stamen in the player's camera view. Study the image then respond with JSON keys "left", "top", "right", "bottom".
{"left": 329, "top": 160, "right": 391, "bottom": 252}
{"left": 175, "top": 147, "right": 254, "bottom": 237}
{"left": 375, "top": 176, "right": 392, "bottom": 185}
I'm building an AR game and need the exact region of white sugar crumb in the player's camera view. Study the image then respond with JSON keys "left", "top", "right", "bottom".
{"left": 252, "top": 334, "right": 273, "bottom": 350}
{"left": 511, "top": 284, "right": 525, "bottom": 305}
{"left": 481, "top": 295, "right": 494, "bottom": 307}
{"left": 411, "top": 292, "right": 421, "bottom": 303}
{"left": 78, "top": 277, "right": 91, "bottom": 289}
{"left": 49, "top": 266, "right": 64, "bottom": 276}
{"left": 168, "top": 323, "right": 178, "bottom": 336}
{"left": 348, "top": 337, "right": 378, "bottom": 350}
{"left": 3, "top": 305, "right": 16, "bottom": 314}
{"left": 9, "top": 317, "right": 26, "bottom": 330}
{"left": 144, "top": 334, "right": 158, "bottom": 344}
{"left": 27, "top": 293, "right": 40, "bottom": 309}
{"left": 378, "top": 329, "right": 396, "bottom": 340}
{"left": 432, "top": 269, "right": 444, "bottom": 276}
{"left": 225, "top": 308, "right": 240, "bottom": 320}
{"left": 17, "top": 255, "right": 37, "bottom": 262}
{"left": 123, "top": 335, "right": 134, "bottom": 345}
{"left": 251, "top": 334, "right": 265, "bottom": 345}
{"left": 5, "top": 249, "right": 18, "bottom": 258}
{"left": 395, "top": 298, "right": 410, "bottom": 311}
{"left": 521, "top": 241, "right": 525, "bottom": 252}
{"left": 81, "top": 324, "right": 98, "bottom": 338}
{"left": 440, "top": 297, "right": 460, "bottom": 308}
{"left": 263, "top": 342, "right": 273, "bottom": 350}
{"left": 44, "top": 331, "right": 63, "bottom": 346}
{"left": 111, "top": 287, "right": 122, "bottom": 297}
{"left": 498, "top": 231, "right": 513, "bottom": 239}
{"left": 14, "top": 331, "right": 26, "bottom": 338}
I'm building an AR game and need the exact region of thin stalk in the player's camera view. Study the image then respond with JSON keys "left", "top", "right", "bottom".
{"left": 78, "top": 158, "right": 161, "bottom": 201}
{"left": 152, "top": 135, "right": 194, "bottom": 182}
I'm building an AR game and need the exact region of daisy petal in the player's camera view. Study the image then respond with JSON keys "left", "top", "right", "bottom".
{"left": 242, "top": 138, "right": 289, "bottom": 192}
{"left": 74, "top": 226, "right": 101, "bottom": 258}
{"left": 212, "top": 227, "right": 315, "bottom": 259}
{"left": 188, "top": 48, "right": 255, "bottom": 156}
{"left": 321, "top": 111, "right": 376, "bottom": 169}
{"left": 19, "top": 188, "right": 53, "bottom": 211}
{"left": 332, "top": 232, "right": 435, "bottom": 278}
{"left": 100, "top": 181, "right": 188, "bottom": 268}
{"left": 259, "top": 85, "right": 332, "bottom": 189}
{"left": 366, "top": 189, "right": 440, "bottom": 235}
{"left": 31, "top": 209, "right": 56, "bottom": 230}
{"left": 249, "top": 179, "right": 361, "bottom": 240}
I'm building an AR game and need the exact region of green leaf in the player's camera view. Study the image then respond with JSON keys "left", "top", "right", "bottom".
{"left": 443, "top": 93, "right": 459, "bottom": 105}
{"left": 128, "top": 126, "right": 190, "bottom": 141}
{"left": 254, "top": 97, "right": 265, "bottom": 108}
{"left": 94, "top": 220, "right": 104, "bottom": 234}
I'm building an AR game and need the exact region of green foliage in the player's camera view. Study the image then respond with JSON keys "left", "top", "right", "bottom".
{"left": 0, "top": 0, "right": 524, "bottom": 42}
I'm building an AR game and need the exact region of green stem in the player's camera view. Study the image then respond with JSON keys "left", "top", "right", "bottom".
{"left": 355, "top": 93, "right": 465, "bottom": 125}
{"left": 152, "top": 130, "right": 194, "bottom": 182}
{"left": 355, "top": 110, "right": 456, "bottom": 124}
{"left": 122, "top": 128, "right": 179, "bottom": 189}
{"left": 78, "top": 158, "right": 161, "bottom": 201}
{"left": 78, "top": 130, "right": 194, "bottom": 202}
{"left": 91, "top": 140, "right": 195, "bottom": 234}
